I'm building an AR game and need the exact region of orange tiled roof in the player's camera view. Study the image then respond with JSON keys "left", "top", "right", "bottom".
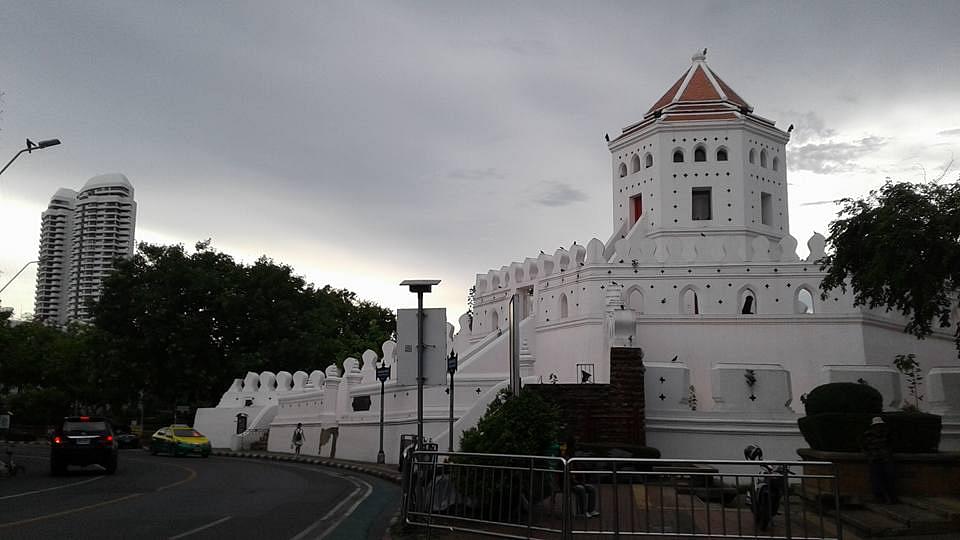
{"left": 644, "top": 51, "right": 752, "bottom": 116}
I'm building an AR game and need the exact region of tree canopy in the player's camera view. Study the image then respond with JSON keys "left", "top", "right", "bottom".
{"left": 819, "top": 179, "right": 960, "bottom": 356}
{"left": 91, "top": 240, "right": 396, "bottom": 408}
{"left": 1, "top": 240, "right": 395, "bottom": 424}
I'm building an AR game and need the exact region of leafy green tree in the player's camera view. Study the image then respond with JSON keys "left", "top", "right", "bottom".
{"left": 459, "top": 389, "right": 561, "bottom": 455}
{"left": 820, "top": 179, "right": 960, "bottom": 356}
{"left": 89, "top": 240, "right": 395, "bottom": 410}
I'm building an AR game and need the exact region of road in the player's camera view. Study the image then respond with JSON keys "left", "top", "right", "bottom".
{"left": 0, "top": 445, "right": 398, "bottom": 539}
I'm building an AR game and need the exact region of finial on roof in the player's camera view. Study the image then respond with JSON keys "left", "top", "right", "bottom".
{"left": 692, "top": 48, "right": 707, "bottom": 62}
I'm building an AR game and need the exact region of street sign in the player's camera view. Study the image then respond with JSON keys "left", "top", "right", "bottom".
{"left": 175, "top": 405, "right": 190, "bottom": 413}
{"left": 376, "top": 366, "right": 391, "bottom": 382}
{"left": 396, "top": 307, "right": 448, "bottom": 386}
{"left": 0, "top": 414, "right": 9, "bottom": 430}
{"left": 447, "top": 353, "right": 458, "bottom": 374}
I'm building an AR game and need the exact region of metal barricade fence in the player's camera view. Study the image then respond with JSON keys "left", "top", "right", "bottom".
{"left": 402, "top": 450, "right": 842, "bottom": 540}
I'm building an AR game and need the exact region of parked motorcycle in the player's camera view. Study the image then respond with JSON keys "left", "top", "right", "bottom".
{"left": 744, "top": 444, "right": 791, "bottom": 531}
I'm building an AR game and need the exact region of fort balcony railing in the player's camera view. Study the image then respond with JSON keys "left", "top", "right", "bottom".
{"left": 402, "top": 450, "right": 842, "bottom": 540}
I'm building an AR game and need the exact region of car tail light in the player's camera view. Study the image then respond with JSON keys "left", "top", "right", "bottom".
{"left": 53, "top": 436, "right": 62, "bottom": 444}
{"left": 106, "top": 435, "right": 114, "bottom": 442}
{"left": 80, "top": 416, "right": 90, "bottom": 421}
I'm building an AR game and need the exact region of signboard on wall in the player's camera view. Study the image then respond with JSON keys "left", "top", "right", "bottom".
{"left": 396, "top": 307, "right": 447, "bottom": 387}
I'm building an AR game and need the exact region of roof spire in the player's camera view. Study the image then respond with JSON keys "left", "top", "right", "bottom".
{"left": 692, "top": 48, "right": 707, "bottom": 62}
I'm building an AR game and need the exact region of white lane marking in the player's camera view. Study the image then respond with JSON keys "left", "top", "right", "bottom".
{"left": 217, "top": 457, "right": 377, "bottom": 540}
{"left": 168, "top": 515, "right": 232, "bottom": 539}
{"left": 0, "top": 476, "right": 104, "bottom": 500}
{"left": 316, "top": 477, "right": 373, "bottom": 540}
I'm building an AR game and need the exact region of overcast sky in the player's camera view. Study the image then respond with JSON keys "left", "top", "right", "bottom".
{"left": 2, "top": 1, "right": 959, "bottom": 324}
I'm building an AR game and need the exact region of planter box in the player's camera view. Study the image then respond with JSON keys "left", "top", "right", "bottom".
{"left": 797, "top": 448, "right": 960, "bottom": 500}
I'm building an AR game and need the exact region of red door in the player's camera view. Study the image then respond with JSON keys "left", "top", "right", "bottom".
{"left": 631, "top": 195, "right": 643, "bottom": 225}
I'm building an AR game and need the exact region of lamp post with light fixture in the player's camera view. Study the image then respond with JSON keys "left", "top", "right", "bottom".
{"left": 0, "top": 138, "right": 62, "bottom": 177}
{"left": 400, "top": 279, "right": 440, "bottom": 448}
{"left": 0, "top": 260, "right": 40, "bottom": 297}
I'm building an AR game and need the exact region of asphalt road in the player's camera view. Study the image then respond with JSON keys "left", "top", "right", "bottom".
{"left": 0, "top": 445, "right": 398, "bottom": 540}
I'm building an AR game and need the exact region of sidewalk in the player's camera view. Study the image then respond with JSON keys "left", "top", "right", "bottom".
{"left": 211, "top": 449, "right": 404, "bottom": 484}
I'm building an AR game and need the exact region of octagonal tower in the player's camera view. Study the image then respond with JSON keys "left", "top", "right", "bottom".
{"left": 608, "top": 51, "right": 790, "bottom": 262}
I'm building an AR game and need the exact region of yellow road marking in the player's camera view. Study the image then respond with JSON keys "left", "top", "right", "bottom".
{"left": 0, "top": 460, "right": 197, "bottom": 529}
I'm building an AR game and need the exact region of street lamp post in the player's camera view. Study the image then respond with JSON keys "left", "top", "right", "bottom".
{"left": 0, "top": 260, "right": 40, "bottom": 296}
{"left": 0, "top": 138, "right": 62, "bottom": 177}
{"left": 447, "top": 352, "right": 457, "bottom": 452}
{"left": 376, "top": 364, "right": 391, "bottom": 464}
{"left": 400, "top": 279, "right": 440, "bottom": 448}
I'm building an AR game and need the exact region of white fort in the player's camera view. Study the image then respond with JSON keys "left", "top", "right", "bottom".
{"left": 196, "top": 52, "right": 960, "bottom": 462}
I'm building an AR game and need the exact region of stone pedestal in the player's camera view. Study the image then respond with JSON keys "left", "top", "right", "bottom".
{"left": 798, "top": 448, "right": 960, "bottom": 500}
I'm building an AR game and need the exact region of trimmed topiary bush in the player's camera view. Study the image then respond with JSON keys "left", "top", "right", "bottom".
{"left": 799, "top": 383, "right": 942, "bottom": 452}
{"left": 803, "top": 382, "right": 883, "bottom": 416}
{"left": 798, "top": 413, "right": 875, "bottom": 452}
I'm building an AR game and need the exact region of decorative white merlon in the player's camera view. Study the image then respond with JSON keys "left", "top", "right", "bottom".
{"left": 806, "top": 233, "right": 826, "bottom": 262}
{"left": 820, "top": 365, "right": 902, "bottom": 409}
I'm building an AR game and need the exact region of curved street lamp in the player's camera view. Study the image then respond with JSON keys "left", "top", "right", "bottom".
{"left": 0, "top": 260, "right": 40, "bottom": 296}
{"left": 0, "top": 138, "right": 62, "bottom": 177}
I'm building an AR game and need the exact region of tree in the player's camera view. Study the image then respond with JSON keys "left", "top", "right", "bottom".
{"left": 819, "top": 179, "right": 960, "bottom": 356}
{"left": 459, "top": 389, "right": 561, "bottom": 455}
{"left": 89, "top": 240, "right": 396, "bottom": 409}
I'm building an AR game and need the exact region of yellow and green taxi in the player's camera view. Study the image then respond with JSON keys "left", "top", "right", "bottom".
{"left": 150, "top": 425, "right": 211, "bottom": 457}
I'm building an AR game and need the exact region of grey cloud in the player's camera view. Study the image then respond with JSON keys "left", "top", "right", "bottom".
{"left": 785, "top": 111, "right": 836, "bottom": 145}
{"left": 938, "top": 128, "right": 960, "bottom": 137}
{"left": 447, "top": 168, "right": 505, "bottom": 181}
{"left": 535, "top": 182, "right": 589, "bottom": 207}
{"left": 789, "top": 136, "right": 888, "bottom": 174}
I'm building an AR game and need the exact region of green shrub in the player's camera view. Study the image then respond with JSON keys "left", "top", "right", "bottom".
{"left": 798, "top": 413, "right": 875, "bottom": 451}
{"left": 459, "top": 388, "right": 561, "bottom": 456}
{"left": 798, "top": 412, "right": 942, "bottom": 452}
{"left": 455, "top": 389, "right": 562, "bottom": 522}
{"left": 881, "top": 411, "right": 941, "bottom": 452}
{"left": 803, "top": 382, "right": 883, "bottom": 416}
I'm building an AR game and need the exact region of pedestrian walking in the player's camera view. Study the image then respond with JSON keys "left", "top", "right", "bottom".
{"left": 292, "top": 423, "right": 304, "bottom": 455}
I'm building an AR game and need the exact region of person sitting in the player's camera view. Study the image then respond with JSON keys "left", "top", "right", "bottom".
{"left": 562, "top": 438, "right": 599, "bottom": 518}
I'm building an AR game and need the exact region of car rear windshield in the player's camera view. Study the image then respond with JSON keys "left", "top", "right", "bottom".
{"left": 63, "top": 421, "right": 109, "bottom": 434}
{"left": 174, "top": 429, "right": 202, "bottom": 437}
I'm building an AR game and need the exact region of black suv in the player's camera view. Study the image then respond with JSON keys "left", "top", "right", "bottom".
{"left": 50, "top": 416, "right": 118, "bottom": 475}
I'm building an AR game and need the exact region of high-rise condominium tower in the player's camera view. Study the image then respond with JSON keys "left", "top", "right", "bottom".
{"left": 34, "top": 174, "right": 137, "bottom": 325}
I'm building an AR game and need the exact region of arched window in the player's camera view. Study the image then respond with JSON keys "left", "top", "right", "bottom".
{"left": 694, "top": 146, "right": 706, "bottom": 162}
{"left": 760, "top": 150, "right": 768, "bottom": 168}
{"left": 796, "top": 288, "right": 814, "bottom": 314}
{"left": 716, "top": 148, "right": 728, "bottom": 161}
{"left": 559, "top": 294, "right": 569, "bottom": 319}
{"left": 627, "top": 288, "right": 644, "bottom": 314}
{"left": 673, "top": 149, "right": 685, "bottom": 163}
{"left": 631, "top": 154, "right": 642, "bottom": 173}
{"left": 491, "top": 310, "right": 499, "bottom": 331}
{"left": 618, "top": 163, "right": 628, "bottom": 178}
{"left": 740, "top": 288, "right": 757, "bottom": 314}
{"left": 749, "top": 148, "right": 756, "bottom": 164}
{"left": 772, "top": 156, "right": 779, "bottom": 171}
{"left": 681, "top": 287, "right": 700, "bottom": 315}
{"left": 644, "top": 153, "right": 653, "bottom": 168}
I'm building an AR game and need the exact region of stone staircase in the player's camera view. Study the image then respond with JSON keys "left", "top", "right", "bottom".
{"left": 830, "top": 497, "right": 960, "bottom": 539}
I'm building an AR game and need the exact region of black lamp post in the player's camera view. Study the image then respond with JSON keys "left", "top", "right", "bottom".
{"left": 0, "top": 138, "right": 62, "bottom": 177}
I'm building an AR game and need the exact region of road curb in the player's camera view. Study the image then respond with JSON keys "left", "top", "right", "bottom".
{"left": 211, "top": 450, "right": 403, "bottom": 485}
{"left": 2, "top": 440, "right": 50, "bottom": 447}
